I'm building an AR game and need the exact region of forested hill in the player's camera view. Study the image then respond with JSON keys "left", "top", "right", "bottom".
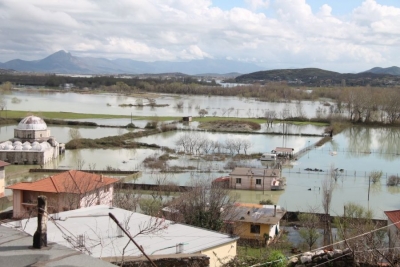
{"left": 235, "top": 68, "right": 400, "bottom": 86}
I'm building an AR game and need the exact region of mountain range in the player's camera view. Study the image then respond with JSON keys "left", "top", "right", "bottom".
{"left": 1, "top": 50, "right": 399, "bottom": 78}
{"left": 0, "top": 50, "right": 263, "bottom": 76}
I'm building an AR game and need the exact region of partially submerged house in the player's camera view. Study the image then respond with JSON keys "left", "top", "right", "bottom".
{"left": 6, "top": 205, "right": 239, "bottom": 267}
{"left": 271, "top": 147, "right": 295, "bottom": 159}
{"left": 0, "top": 115, "right": 65, "bottom": 165}
{"left": 384, "top": 210, "right": 400, "bottom": 250}
{"left": 229, "top": 167, "right": 284, "bottom": 191}
{"left": 224, "top": 203, "right": 286, "bottom": 244}
{"left": 6, "top": 170, "right": 119, "bottom": 218}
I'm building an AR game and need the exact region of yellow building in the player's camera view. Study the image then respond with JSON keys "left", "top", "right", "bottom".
{"left": 225, "top": 203, "right": 286, "bottom": 244}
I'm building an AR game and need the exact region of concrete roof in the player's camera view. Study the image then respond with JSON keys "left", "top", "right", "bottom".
{"left": 4, "top": 205, "right": 238, "bottom": 259}
{"left": 6, "top": 170, "right": 119, "bottom": 193}
{"left": 229, "top": 167, "right": 280, "bottom": 177}
{"left": 0, "top": 225, "right": 116, "bottom": 267}
{"left": 226, "top": 203, "right": 286, "bottom": 225}
{"left": 17, "top": 115, "right": 47, "bottom": 130}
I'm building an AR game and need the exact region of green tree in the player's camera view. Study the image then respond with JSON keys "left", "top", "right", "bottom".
{"left": 298, "top": 213, "right": 321, "bottom": 250}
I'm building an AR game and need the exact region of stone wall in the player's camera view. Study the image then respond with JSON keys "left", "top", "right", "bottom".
{"left": 109, "top": 254, "right": 210, "bottom": 267}
{"left": 287, "top": 248, "right": 384, "bottom": 267}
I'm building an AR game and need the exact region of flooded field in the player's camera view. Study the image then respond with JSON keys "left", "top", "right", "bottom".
{"left": 2, "top": 91, "right": 400, "bottom": 219}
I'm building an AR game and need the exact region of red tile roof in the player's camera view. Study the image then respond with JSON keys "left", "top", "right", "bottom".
{"left": 0, "top": 161, "right": 10, "bottom": 168}
{"left": 6, "top": 170, "right": 119, "bottom": 194}
{"left": 384, "top": 210, "right": 400, "bottom": 230}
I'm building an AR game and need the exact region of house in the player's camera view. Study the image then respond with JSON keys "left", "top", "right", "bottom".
{"left": 6, "top": 170, "right": 119, "bottom": 218}
{"left": 0, "top": 160, "right": 10, "bottom": 197}
{"left": 271, "top": 147, "right": 295, "bottom": 159}
{"left": 224, "top": 203, "right": 286, "bottom": 244}
{"left": 229, "top": 167, "right": 283, "bottom": 191}
{"left": 384, "top": 210, "right": 400, "bottom": 250}
{"left": 6, "top": 205, "right": 239, "bottom": 267}
{"left": 182, "top": 116, "right": 192, "bottom": 122}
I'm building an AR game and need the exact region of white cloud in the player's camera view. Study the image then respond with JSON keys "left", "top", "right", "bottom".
{"left": 0, "top": 0, "right": 400, "bottom": 72}
{"left": 245, "top": 0, "right": 270, "bottom": 10}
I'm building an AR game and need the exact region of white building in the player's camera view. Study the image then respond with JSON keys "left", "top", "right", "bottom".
{"left": 0, "top": 115, "right": 63, "bottom": 165}
{"left": 6, "top": 205, "right": 239, "bottom": 267}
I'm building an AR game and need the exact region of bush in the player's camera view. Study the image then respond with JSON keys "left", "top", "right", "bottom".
{"left": 259, "top": 199, "right": 274, "bottom": 205}
{"left": 266, "top": 250, "right": 287, "bottom": 267}
{"left": 387, "top": 175, "right": 400, "bottom": 186}
{"left": 145, "top": 121, "right": 159, "bottom": 129}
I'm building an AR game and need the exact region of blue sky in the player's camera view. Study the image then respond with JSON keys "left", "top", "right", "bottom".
{"left": 1, "top": 0, "right": 400, "bottom": 73}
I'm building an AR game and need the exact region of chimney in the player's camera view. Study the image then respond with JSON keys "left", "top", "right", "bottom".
{"left": 274, "top": 205, "right": 276, "bottom": 217}
{"left": 33, "top": 195, "right": 48, "bottom": 249}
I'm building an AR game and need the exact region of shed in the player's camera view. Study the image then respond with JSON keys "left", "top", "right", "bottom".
{"left": 182, "top": 116, "right": 192, "bottom": 122}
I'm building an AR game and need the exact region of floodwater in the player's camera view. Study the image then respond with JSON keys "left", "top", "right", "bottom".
{"left": 6, "top": 89, "right": 323, "bottom": 118}
{"left": 2, "top": 90, "right": 400, "bottom": 219}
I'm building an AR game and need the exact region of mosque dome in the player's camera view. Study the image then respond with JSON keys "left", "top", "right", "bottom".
{"left": 17, "top": 116, "right": 47, "bottom": 130}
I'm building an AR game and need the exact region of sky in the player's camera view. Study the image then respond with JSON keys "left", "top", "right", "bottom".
{"left": 1, "top": 0, "right": 400, "bottom": 73}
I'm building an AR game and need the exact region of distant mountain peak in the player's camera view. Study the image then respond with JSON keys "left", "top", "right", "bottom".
{"left": 0, "top": 50, "right": 263, "bottom": 75}
{"left": 363, "top": 66, "right": 400, "bottom": 76}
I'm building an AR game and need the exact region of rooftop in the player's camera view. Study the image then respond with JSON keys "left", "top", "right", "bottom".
{"left": 229, "top": 167, "right": 280, "bottom": 177}
{"left": 384, "top": 210, "right": 400, "bottom": 230}
{"left": 0, "top": 225, "right": 116, "bottom": 267}
{"left": 6, "top": 170, "right": 119, "bottom": 193}
{"left": 226, "top": 203, "right": 286, "bottom": 225}
{"left": 4, "top": 205, "right": 238, "bottom": 258}
{"left": 17, "top": 115, "right": 47, "bottom": 131}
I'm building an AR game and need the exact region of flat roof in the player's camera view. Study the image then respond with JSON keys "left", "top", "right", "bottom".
{"left": 0, "top": 225, "right": 115, "bottom": 267}
{"left": 229, "top": 167, "right": 280, "bottom": 177}
{"left": 274, "top": 147, "right": 294, "bottom": 153}
{"left": 4, "top": 205, "right": 238, "bottom": 258}
{"left": 226, "top": 203, "right": 286, "bottom": 225}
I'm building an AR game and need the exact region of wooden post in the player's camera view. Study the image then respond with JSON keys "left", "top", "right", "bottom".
{"left": 33, "top": 195, "right": 47, "bottom": 249}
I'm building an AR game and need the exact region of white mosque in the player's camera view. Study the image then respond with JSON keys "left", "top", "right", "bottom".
{"left": 0, "top": 115, "right": 64, "bottom": 165}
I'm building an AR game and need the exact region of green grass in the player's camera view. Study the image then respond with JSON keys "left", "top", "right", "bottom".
{"left": 194, "top": 116, "right": 267, "bottom": 124}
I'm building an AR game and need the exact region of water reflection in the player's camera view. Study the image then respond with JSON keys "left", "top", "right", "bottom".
{"left": 6, "top": 90, "right": 322, "bottom": 118}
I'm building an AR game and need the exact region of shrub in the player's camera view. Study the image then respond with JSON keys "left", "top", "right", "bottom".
{"left": 259, "top": 199, "right": 274, "bottom": 205}
{"left": 387, "top": 175, "right": 400, "bottom": 186}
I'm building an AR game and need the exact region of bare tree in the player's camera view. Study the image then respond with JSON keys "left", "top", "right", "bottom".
{"left": 198, "top": 108, "right": 208, "bottom": 117}
{"left": 165, "top": 176, "right": 238, "bottom": 231}
{"left": 175, "top": 100, "right": 184, "bottom": 109}
{"left": 334, "top": 202, "right": 389, "bottom": 265}
{"left": 265, "top": 110, "right": 276, "bottom": 127}
{"left": 242, "top": 140, "right": 252, "bottom": 155}
{"left": 321, "top": 175, "right": 334, "bottom": 246}
{"left": 147, "top": 98, "right": 156, "bottom": 107}
{"left": 69, "top": 128, "right": 82, "bottom": 148}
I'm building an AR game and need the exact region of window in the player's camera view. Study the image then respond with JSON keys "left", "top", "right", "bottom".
{"left": 250, "top": 224, "right": 260, "bottom": 234}
{"left": 256, "top": 179, "right": 261, "bottom": 185}
{"left": 236, "top": 178, "right": 241, "bottom": 184}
